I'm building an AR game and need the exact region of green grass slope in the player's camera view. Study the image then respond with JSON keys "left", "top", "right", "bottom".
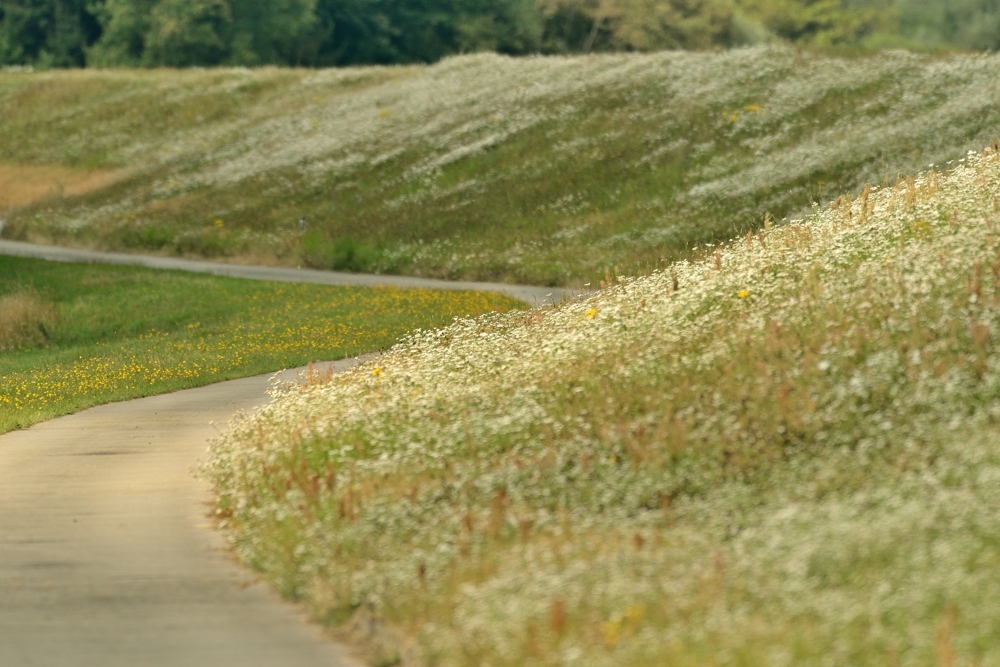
{"left": 0, "top": 256, "right": 520, "bottom": 434}
{"left": 2, "top": 47, "right": 1000, "bottom": 285}
{"left": 208, "top": 148, "right": 1000, "bottom": 665}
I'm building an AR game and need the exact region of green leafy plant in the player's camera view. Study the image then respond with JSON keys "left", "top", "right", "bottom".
{"left": 301, "top": 231, "right": 381, "bottom": 272}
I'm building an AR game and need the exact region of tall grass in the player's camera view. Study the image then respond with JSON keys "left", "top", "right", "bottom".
{"left": 0, "top": 290, "right": 57, "bottom": 350}
{"left": 208, "top": 147, "right": 1000, "bottom": 665}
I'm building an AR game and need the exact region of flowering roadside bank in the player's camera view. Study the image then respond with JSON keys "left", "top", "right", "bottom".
{"left": 209, "top": 149, "right": 1000, "bottom": 665}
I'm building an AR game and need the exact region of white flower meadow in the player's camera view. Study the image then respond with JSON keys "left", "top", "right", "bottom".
{"left": 208, "top": 150, "right": 1000, "bottom": 665}
{"left": 9, "top": 47, "right": 1000, "bottom": 283}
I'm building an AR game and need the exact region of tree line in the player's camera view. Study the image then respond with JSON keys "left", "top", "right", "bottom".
{"left": 0, "top": 0, "right": 996, "bottom": 69}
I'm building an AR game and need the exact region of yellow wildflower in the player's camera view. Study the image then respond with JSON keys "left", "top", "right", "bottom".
{"left": 585, "top": 308, "right": 598, "bottom": 319}
{"left": 603, "top": 618, "right": 622, "bottom": 647}
{"left": 738, "top": 290, "right": 750, "bottom": 299}
{"left": 625, "top": 604, "right": 646, "bottom": 622}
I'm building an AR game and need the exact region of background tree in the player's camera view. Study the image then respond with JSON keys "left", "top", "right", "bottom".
{"left": 226, "top": 0, "right": 317, "bottom": 65}
{"left": 736, "top": 0, "right": 892, "bottom": 46}
{"left": 144, "top": 0, "right": 230, "bottom": 66}
{"left": 538, "top": 0, "right": 754, "bottom": 53}
{"left": 0, "top": 0, "right": 101, "bottom": 66}
{"left": 86, "top": 0, "right": 150, "bottom": 66}
{"left": 0, "top": 0, "right": 996, "bottom": 69}
{"left": 305, "top": 0, "right": 540, "bottom": 66}
{"left": 895, "top": 0, "right": 1000, "bottom": 50}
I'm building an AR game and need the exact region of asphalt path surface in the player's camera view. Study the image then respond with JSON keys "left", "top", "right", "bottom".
{"left": 0, "top": 361, "right": 365, "bottom": 667}
{"left": 0, "top": 240, "right": 579, "bottom": 306}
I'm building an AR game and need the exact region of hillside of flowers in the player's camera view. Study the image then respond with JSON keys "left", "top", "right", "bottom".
{"left": 207, "top": 147, "right": 1000, "bottom": 665}
{"left": 3, "top": 46, "right": 1000, "bottom": 284}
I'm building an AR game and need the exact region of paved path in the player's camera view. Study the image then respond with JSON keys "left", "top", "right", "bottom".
{"left": 0, "top": 240, "right": 579, "bottom": 306}
{"left": 0, "top": 361, "right": 364, "bottom": 667}
{"left": 0, "top": 241, "right": 581, "bottom": 664}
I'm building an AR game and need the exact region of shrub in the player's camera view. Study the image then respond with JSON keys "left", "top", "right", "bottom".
{"left": 301, "top": 231, "right": 380, "bottom": 272}
{"left": 119, "top": 223, "right": 176, "bottom": 250}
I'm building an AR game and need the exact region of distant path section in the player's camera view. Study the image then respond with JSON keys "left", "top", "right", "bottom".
{"left": 0, "top": 240, "right": 578, "bottom": 306}
{"left": 0, "top": 361, "right": 364, "bottom": 667}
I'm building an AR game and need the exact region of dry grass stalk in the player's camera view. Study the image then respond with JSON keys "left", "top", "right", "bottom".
{"left": 0, "top": 291, "right": 57, "bottom": 350}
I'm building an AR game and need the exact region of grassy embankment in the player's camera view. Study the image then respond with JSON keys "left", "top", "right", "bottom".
{"left": 2, "top": 47, "right": 1000, "bottom": 285}
{"left": 0, "top": 256, "right": 521, "bottom": 434}
{"left": 208, "top": 149, "right": 1000, "bottom": 666}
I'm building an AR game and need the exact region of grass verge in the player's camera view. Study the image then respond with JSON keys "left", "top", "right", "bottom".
{"left": 0, "top": 256, "right": 523, "bottom": 434}
{"left": 208, "top": 147, "right": 1000, "bottom": 665}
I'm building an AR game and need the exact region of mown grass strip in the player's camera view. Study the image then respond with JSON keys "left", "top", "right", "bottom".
{"left": 0, "top": 256, "right": 523, "bottom": 434}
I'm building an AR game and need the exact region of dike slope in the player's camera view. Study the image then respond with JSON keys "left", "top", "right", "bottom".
{"left": 2, "top": 47, "right": 999, "bottom": 284}
{"left": 207, "top": 150, "right": 1000, "bottom": 664}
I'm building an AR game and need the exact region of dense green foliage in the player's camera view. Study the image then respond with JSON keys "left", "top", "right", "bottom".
{"left": 0, "top": 0, "right": 995, "bottom": 68}
{"left": 0, "top": 0, "right": 546, "bottom": 67}
{"left": 896, "top": 0, "right": 1000, "bottom": 51}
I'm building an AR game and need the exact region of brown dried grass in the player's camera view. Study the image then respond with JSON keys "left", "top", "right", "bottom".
{"left": 0, "top": 291, "right": 57, "bottom": 350}
{"left": 0, "top": 163, "right": 119, "bottom": 211}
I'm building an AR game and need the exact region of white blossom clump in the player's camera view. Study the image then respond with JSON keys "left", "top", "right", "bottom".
{"left": 207, "top": 149, "right": 1000, "bottom": 665}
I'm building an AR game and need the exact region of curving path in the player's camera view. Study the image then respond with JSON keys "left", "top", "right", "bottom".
{"left": 0, "top": 240, "right": 580, "bottom": 305}
{"left": 0, "top": 360, "right": 364, "bottom": 667}
{"left": 0, "top": 241, "right": 580, "bottom": 665}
